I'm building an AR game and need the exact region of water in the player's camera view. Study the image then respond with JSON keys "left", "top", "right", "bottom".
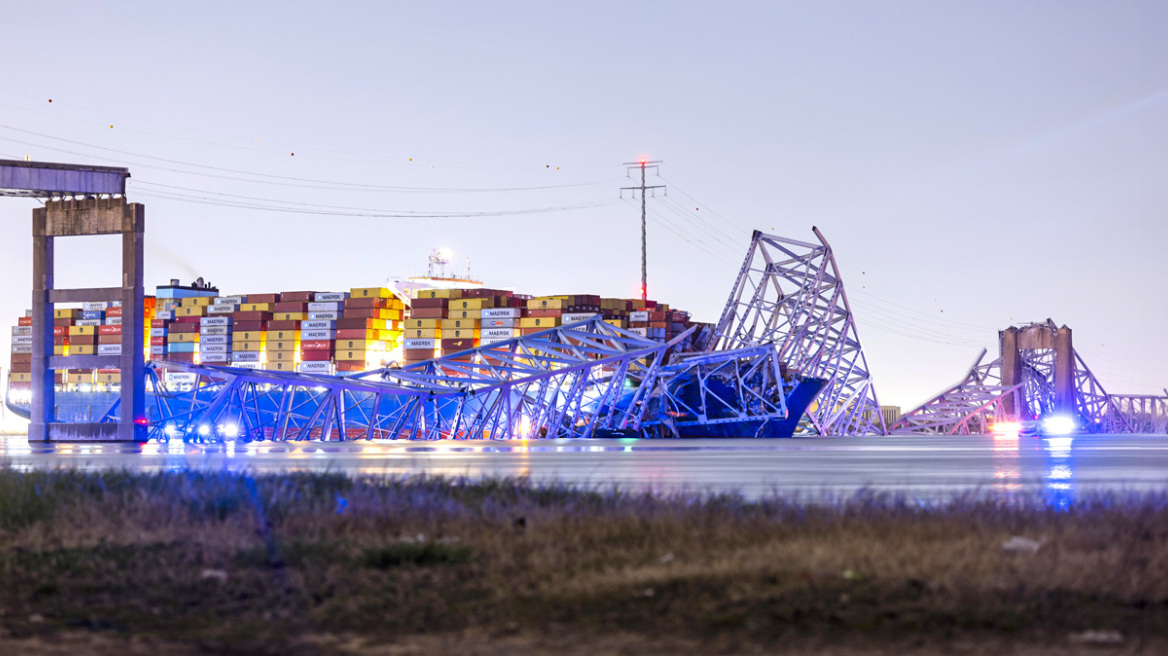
{"left": 3, "top": 432, "right": 1167, "bottom": 502}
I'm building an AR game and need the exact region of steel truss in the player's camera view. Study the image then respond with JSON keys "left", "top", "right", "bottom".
{"left": 119, "top": 318, "right": 688, "bottom": 442}
{"left": 893, "top": 321, "right": 1148, "bottom": 434}
{"left": 892, "top": 349, "right": 1023, "bottom": 435}
{"left": 639, "top": 344, "right": 791, "bottom": 437}
{"left": 707, "top": 227, "right": 885, "bottom": 435}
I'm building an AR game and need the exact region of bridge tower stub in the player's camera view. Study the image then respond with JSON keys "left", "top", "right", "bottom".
{"left": 30, "top": 197, "right": 146, "bottom": 442}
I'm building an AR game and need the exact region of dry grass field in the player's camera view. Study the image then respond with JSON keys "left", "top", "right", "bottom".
{"left": 0, "top": 468, "right": 1165, "bottom": 654}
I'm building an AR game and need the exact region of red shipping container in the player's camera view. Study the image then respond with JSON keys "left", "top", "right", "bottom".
{"left": 300, "top": 340, "right": 333, "bottom": 351}
{"left": 53, "top": 326, "right": 66, "bottom": 336}
{"left": 98, "top": 325, "right": 122, "bottom": 335}
{"left": 273, "top": 301, "right": 306, "bottom": 312}
{"left": 54, "top": 336, "right": 67, "bottom": 345}
{"left": 69, "top": 335, "right": 96, "bottom": 345}
{"left": 233, "top": 320, "right": 266, "bottom": 331}
{"left": 267, "top": 320, "right": 300, "bottom": 330}
{"left": 300, "top": 350, "right": 332, "bottom": 361}
{"left": 409, "top": 297, "right": 446, "bottom": 309}
{"left": 335, "top": 361, "right": 365, "bottom": 372}
{"left": 280, "top": 291, "right": 314, "bottom": 303}
{"left": 150, "top": 336, "right": 166, "bottom": 346}
{"left": 166, "top": 353, "right": 197, "bottom": 363}
{"left": 528, "top": 309, "right": 562, "bottom": 318}
{"left": 10, "top": 362, "right": 32, "bottom": 373}
{"left": 168, "top": 322, "right": 199, "bottom": 333}
{"left": 151, "top": 319, "right": 167, "bottom": 328}
{"left": 407, "top": 307, "right": 444, "bottom": 319}
{"left": 98, "top": 334, "right": 122, "bottom": 344}
{"left": 402, "top": 348, "right": 434, "bottom": 361}
{"left": 233, "top": 311, "right": 272, "bottom": 322}
{"left": 342, "top": 307, "right": 381, "bottom": 319}
{"left": 441, "top": 338, "right": 476, "bottom": 351}
{"left": 175, "top": 316, "right": 201, "bottom": 324}
{"left": 335, "top": 328, "right": 369, "bottom": 339}
{"left": 54, "top": 318, "right": 73, "bottom": 328}
{"left": 245, "top": 293, "right": 280, "bottom": 304}
{"left": 336, "top": 318, "right": 375, "bottom": 329}
{"left": 106, "top": 306, "right": 123, "bottom": 318}
{"left": 18, "top": 317, "right": 33, "bottom": 326}
{"left": 344, "top": 297, "right": 387, "bottom": 309}
{"left": 12, "top": 353, "right": 32, "bottom": 364}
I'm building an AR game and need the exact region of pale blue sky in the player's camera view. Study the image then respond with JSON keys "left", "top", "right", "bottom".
{"left": 1, "top": 2, "right": 1165, "bottom": 407}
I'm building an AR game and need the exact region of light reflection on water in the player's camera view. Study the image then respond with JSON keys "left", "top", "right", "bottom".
{"left": 0, "top": 433, "right": 1164, "bottom": 504}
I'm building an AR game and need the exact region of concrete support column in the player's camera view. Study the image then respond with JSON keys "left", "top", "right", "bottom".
{"left": 1053, "top": 326, "right": 1075, "bottom": 417}
{"left": 999, "top": 327, "right": 1021, "bottom": 419}
{"left": 29, "top": 208, "right": 55, "bottom": 442}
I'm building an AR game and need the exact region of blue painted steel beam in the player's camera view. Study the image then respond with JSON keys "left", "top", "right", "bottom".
{"left": 0, "top": 159, "right": 129, "bottom": 198}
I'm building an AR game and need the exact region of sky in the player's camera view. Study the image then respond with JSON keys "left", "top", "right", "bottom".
{"left": 0, "top": 1, "right": 1165, "bottom": 409}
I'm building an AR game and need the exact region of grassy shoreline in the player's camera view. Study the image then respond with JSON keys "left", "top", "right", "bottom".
{"left": 0, "top": 468, "right": 1165, "bottom": 654}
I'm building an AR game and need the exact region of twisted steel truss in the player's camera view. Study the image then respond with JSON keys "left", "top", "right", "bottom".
{"left": 708, "top": 227, "right": 885, "bottom": 435}
{"left": 120, "top": 318, "right": 689, "bottom": 441}
{"left": 893, "top": 320, "right": 1152, "bottom": 434}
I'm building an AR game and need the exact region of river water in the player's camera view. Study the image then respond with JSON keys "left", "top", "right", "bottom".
{"left": 3, "top": 432, "right": 1167, "bottom": 503}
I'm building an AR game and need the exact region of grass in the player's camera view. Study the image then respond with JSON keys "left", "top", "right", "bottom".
{"left": 0, "top": 468, "right": 1166, "bottom": 654}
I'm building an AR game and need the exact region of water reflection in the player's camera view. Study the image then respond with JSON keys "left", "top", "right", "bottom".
{"left": 992, "top": 432, "right": 1022, "bottom": 494}
{"left": 1043, "top": 437, "right": 1075, "bottom": 510}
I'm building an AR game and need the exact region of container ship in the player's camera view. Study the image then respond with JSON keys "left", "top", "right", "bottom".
{"left": 5, "top": 256, "right": 822, "bottom": 438}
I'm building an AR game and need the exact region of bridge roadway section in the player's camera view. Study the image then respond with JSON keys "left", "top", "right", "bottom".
{"left": 2, "top": 434, "right": 1167, "bottom": 502}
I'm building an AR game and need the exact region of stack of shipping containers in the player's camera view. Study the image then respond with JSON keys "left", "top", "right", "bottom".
{"left": 7, "top": 280, "right": 695, "bottom": 400}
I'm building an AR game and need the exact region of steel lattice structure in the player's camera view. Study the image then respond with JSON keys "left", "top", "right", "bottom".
{"left": 893, "top": 320, "right": 1152, "bottom": 434}
{"left": 115, "top": 318, "right": 693, "bottom": 441}
{"left": 707, "top": 228, "right": 885, "bottom": 435}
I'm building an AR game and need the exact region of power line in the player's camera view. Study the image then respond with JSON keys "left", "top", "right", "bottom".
{"left": 0, "top": 126, "right": 620, "bottom": 193}
{"left": 621, "top": 160, "right": 665, "bottom": 301}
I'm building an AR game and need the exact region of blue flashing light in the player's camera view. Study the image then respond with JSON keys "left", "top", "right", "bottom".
{"left": 1041, "top": 415, "right": 1076, "bottom": 435}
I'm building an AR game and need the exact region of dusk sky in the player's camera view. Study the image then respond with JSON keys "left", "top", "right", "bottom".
{"left": 1, "top": 2, "right": 1164, "bottom": 408}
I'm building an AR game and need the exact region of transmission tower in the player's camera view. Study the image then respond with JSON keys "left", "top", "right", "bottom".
{"left": 621, "top": 159, "right": 664, "bottom": 301}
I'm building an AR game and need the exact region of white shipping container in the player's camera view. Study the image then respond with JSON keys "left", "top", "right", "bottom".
{"left": 480, "top": 328, "right": 517, "bottom": 340}
{"left": 200, "top": 326, "right": 229, "bottom": 336}
{"left": 314, "top": 292, "right": 347, "bottom": 302}
{"left": 155, "top": 311, "right": 174, "bottom": 320}
{"left": 11, "top": 335, "right": 32, "bottom": 345}
{"left": 480, "top": 337, "right": 511, "bottom": 347}
{"left": 82, "top": 302, "right": 108, "bottom": 311}
{"left": 150, "top": 328, "right": 167, "bottom": 337}
{"left": 301, "top": 320, "right": 335, "bottom": 330}
{"left": 201, "top": 335, "right": 229, "bottom": 345}
{"left": 110, "top": 301, "right": 122, "bottom": 308}
{"left": 231, "top": 351, "right": 262, "bottom": 363}
{"left": 481, "top": 308, "right": 521, "bottom": 319}
{"left": 308, "top": 311, "right": 340, "bottom": 320}
{"left": 106, "top": 317, "right": 122, "bottom": 325}
{"left": 201, "top": 316, "right": 231, "bottom": 326}
{"left": 220, "top": 296, "right": 245, "bottom": 305}
{"left": 302, "top": 329, "right": 334, "bottom": 340}
{"left": 629, "top": 327, "right": 649, "bottom": 337}
{"left": 201, "top": 352, "right": 229, "bottom": 362}
{"left": 76, "top": 319, "right": 101, "bottom": 327}
{"left": 97, "top": 344, "right": 123, "bottom": 355}
{"left": 298, "top": 361, "right": 332, "bottom": 373}
{"left": 201, "top": 343, "right": 228, "bottom": 354}
{"left": 629, "top": 311, "right": 650, "bottom": 322}
{"left": 165, "top": 372, "right": 198, "bottom": 385}
{"left": 11, "top": 344, "right": 32, "bottom": 354}
{"left": 480, "top": 318, "right": 517, "bottom": 328}
{"left": 150, "top": 345, "right": 165, "bottom": 355}
{"left": 561, "top": 312, "right": 600, "bottom": 323}
{"left": 307, "top": 302, "right": 342, "bottom": 312}
{"left": 12, "top": 326, "right": 32, "bottom": 336}
{"left": 207, "top": 304, "right": 235, "bottom": 315}
{"left": 403, "top": 338, "right": 436, "bottom": 349}
{"left": 231, "top": 362, "right": 262, "bottom": 370}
